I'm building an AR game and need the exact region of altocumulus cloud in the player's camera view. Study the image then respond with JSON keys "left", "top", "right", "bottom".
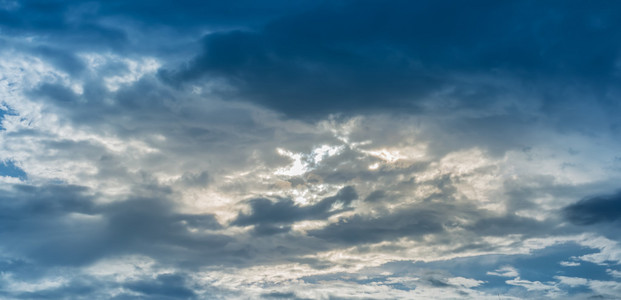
{"left": 1, "top": 0, "right": 621, "bottom": 299}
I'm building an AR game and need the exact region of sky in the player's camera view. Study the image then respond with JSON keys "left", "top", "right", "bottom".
{"left": 1, "top": 0, "right": 621, "bottom": 299}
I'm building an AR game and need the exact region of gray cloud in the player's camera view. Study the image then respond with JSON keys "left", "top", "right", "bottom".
{"left": 233, "top": 186, "right": 357, "bottom": 234}
{"left": 467, "top": 213, "right": 553, "bottom": 237}
{"left": 158, "top": 0, "right": 621, "bottom": 119}
{"left": 308, "top": 208, "right": 444, "bottom": 245}
{"left": 123, "top": 273, "right": 196, "bottom": 299}
{"left": 564, "top": 191, "right": 621, "bottom": 225}
{"left": 0, "top": 184, "right": 228, "bottom": 267}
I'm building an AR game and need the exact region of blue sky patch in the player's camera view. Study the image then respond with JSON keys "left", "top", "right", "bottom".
{"left": 0, "top": 160, "right": 27, "bottom": 180}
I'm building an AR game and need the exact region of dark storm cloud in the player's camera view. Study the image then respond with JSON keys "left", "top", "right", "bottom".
{"left": 232, "top": 186, "right": 357, "bottom": 233}
{"left": 162, "top": 0, "right": 621, "bottom": 117}
{"left": 0, "top": 0, "right": 319, "bottom": 57}
{"left": 0, "top": 184, "right": 227, "bottom": 267}
{"left": 564, "top": 191, "right": 621, "bottom": 225}
{"left": 4, "top": 0, "right": 621, "bottom": 121}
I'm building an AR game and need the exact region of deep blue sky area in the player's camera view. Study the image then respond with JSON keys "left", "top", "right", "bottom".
{"left": 0, "top": 1, "right": 621, "bottom": 299}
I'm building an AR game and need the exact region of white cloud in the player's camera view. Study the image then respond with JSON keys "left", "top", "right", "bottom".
{"left": 487, "top": 266, "right": 519, "bottom": 277}
{"left": 447, "top": 276, "right": 485, "bottom": 288}
{"left": 555, "top": 276, "right": 588, "bottom": 287}
{"left": 560, "top": 261, "right": 580, "bottom": 267}
{"left": 505, "top": 277, "right": 562, "bottom": 297}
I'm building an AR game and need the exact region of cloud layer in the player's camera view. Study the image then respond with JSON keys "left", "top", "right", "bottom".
{"left": 1, "top": 1, "right": 621, "bottom": 299}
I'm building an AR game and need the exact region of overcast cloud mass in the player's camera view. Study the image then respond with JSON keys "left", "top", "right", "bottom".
{"left": 1, "top": 1, "right": 621, "bottom": 299}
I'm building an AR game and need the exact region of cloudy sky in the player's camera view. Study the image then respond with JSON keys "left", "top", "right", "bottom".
{"left": 1, "top": 1, "right": 621, "bottom": 299}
